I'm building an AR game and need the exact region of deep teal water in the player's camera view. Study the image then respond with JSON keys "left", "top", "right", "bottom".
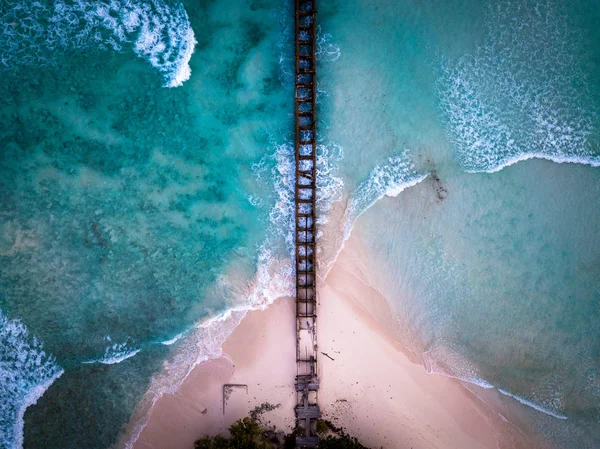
{"left": 1, "top": 0, "right": 600, "bottom": 448}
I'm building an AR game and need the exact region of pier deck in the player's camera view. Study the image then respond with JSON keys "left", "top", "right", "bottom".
{"left": 294, "top": 0, "right": 320, "bottom": 447}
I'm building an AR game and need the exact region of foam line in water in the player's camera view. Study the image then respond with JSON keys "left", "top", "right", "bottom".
{"left": 82, "top": 341, "right": 142, "bottom": 365}
{"left": 422, "top": 347, "right": 496, "bottom": 390}
{"left": 464, "top": 151, "right": 600, "bottom": 174}
{"left": 316, "top": 26, "right": 341, "bottom": 63}
{"left": 438, "top": 0, "right": 599, "bottom": 173}
{"left": 319, "top": 149, "right": 427, "bottom": 278}
{"left": 430, "top": 370, "right": 496, "bottom": 391}
{"left": 0, "top": 309, "right": 63, "bottom": 449}
{"left": 498, "top": 388, "right": 568, "bottom": 420}
{"left": 14, "top": 371, "right": 63, "bottom": 449}
{"left": 345, "top": 149, "right": 427, "bottom": 236}
{"left": 0, "top": 0, "right": 197, "bottom": 87}
{"left": 425, "top": 353, "right": 569, "bottom": 421}
{"left": 160, "top": 331, "right": 187, "bottom": 346}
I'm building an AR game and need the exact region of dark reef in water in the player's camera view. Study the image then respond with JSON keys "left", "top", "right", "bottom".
{"left": 431, "top": 172, "right": 448, "bottom": 202}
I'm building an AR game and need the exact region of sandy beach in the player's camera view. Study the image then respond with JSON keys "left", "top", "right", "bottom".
{"left": 130, "top": 230, "right": 532, "bottom": 449}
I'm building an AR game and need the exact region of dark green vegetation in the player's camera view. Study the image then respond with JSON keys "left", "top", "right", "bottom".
{"left": 194, "top": 418, "right": 281, "bottom": 449}
{"left": 194, "top": 404, "right": 373, "bottom": 449}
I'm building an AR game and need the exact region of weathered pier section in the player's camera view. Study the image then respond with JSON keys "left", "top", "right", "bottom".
{"left": 294, "top": 0, "right": 320, "bottom": 447}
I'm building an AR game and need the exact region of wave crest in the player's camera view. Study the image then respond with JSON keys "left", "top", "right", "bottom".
{"left": 0, "top": 309, "right": 63, "bottom": 449}
{"left": 82, "top": 339, "right": 141, "bottom": 365}
{"left": 0, "top": 0, "right": 197, "bottom": 87}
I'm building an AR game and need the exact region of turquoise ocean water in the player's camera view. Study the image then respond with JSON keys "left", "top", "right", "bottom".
{"left": 1, "top": 0, "right": 599, "bottom": 448}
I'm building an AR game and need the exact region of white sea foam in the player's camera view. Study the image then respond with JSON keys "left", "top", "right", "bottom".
{"left": 0, "top": 0, "right": 197, "bottom": 87}
{"left": 83, "top": 341, "right": 141, "bottom": 365}
{"left": 438, "top": 0, "right": 599, "bottom": 173}
{"left": 316, "top": 26, "right": 341, "bottom": 63}
{"left": 0, "top": 309, "right": 63, "bottom": 449}
{"left": 160, "top": 331, "right": 187, "bottom": 346}
{"left": 463, "top": 151, "right": 600, "bottom": 174}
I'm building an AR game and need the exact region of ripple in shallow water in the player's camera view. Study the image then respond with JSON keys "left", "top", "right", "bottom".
{"left": 438, "top": 0, "right": 600, "bottom": 172}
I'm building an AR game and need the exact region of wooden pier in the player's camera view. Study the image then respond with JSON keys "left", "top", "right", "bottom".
{"left": 294, "top": 0, "right": 320, "bottom": 447}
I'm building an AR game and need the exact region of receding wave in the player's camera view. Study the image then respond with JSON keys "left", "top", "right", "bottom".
{"left": 423, "top": 346, "right": 495, "bottom": 390}
{"left": 345, "top": 149, "right": 427, "bottom": 234}
{"left": 320, "top": 149, "right": 427, "bottom": 277}
{"left": 498, "top": 388, "right": 568, "bottom": 420}
{"left": 438, "top": 0, "right": 599, "bottom": 173}
{"left": 0, "top": 0, "right": 197, "bottom": 87}
{"left": 424, "top": 345, "right": 570, "bottom": 420}
{"left": 0, "top": 309, "right": 63, "bottom": 449}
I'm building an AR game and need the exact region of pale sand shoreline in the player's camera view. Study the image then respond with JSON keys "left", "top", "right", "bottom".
{"left": 131, "top": 235, "right": 532, "bottom": 449}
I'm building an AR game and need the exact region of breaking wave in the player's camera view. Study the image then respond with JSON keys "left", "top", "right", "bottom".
{"left": 82, "top": 339, "right": 141, "bottom": 365}
{"left": 0, "top": 309, "right": 63, "bottom": 449}
{"left": 438, "top": 0, "right": 600, "bottom": 173}
{"left": 0, "top": 0, "right": 197, "bottom": 87}
{"left": 160, "top": 332, "right": 186, "bottom": 346}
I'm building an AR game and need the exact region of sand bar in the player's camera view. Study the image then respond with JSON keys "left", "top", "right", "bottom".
{"left": 130, "top": 232, "right": 537, "bottom": 449}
